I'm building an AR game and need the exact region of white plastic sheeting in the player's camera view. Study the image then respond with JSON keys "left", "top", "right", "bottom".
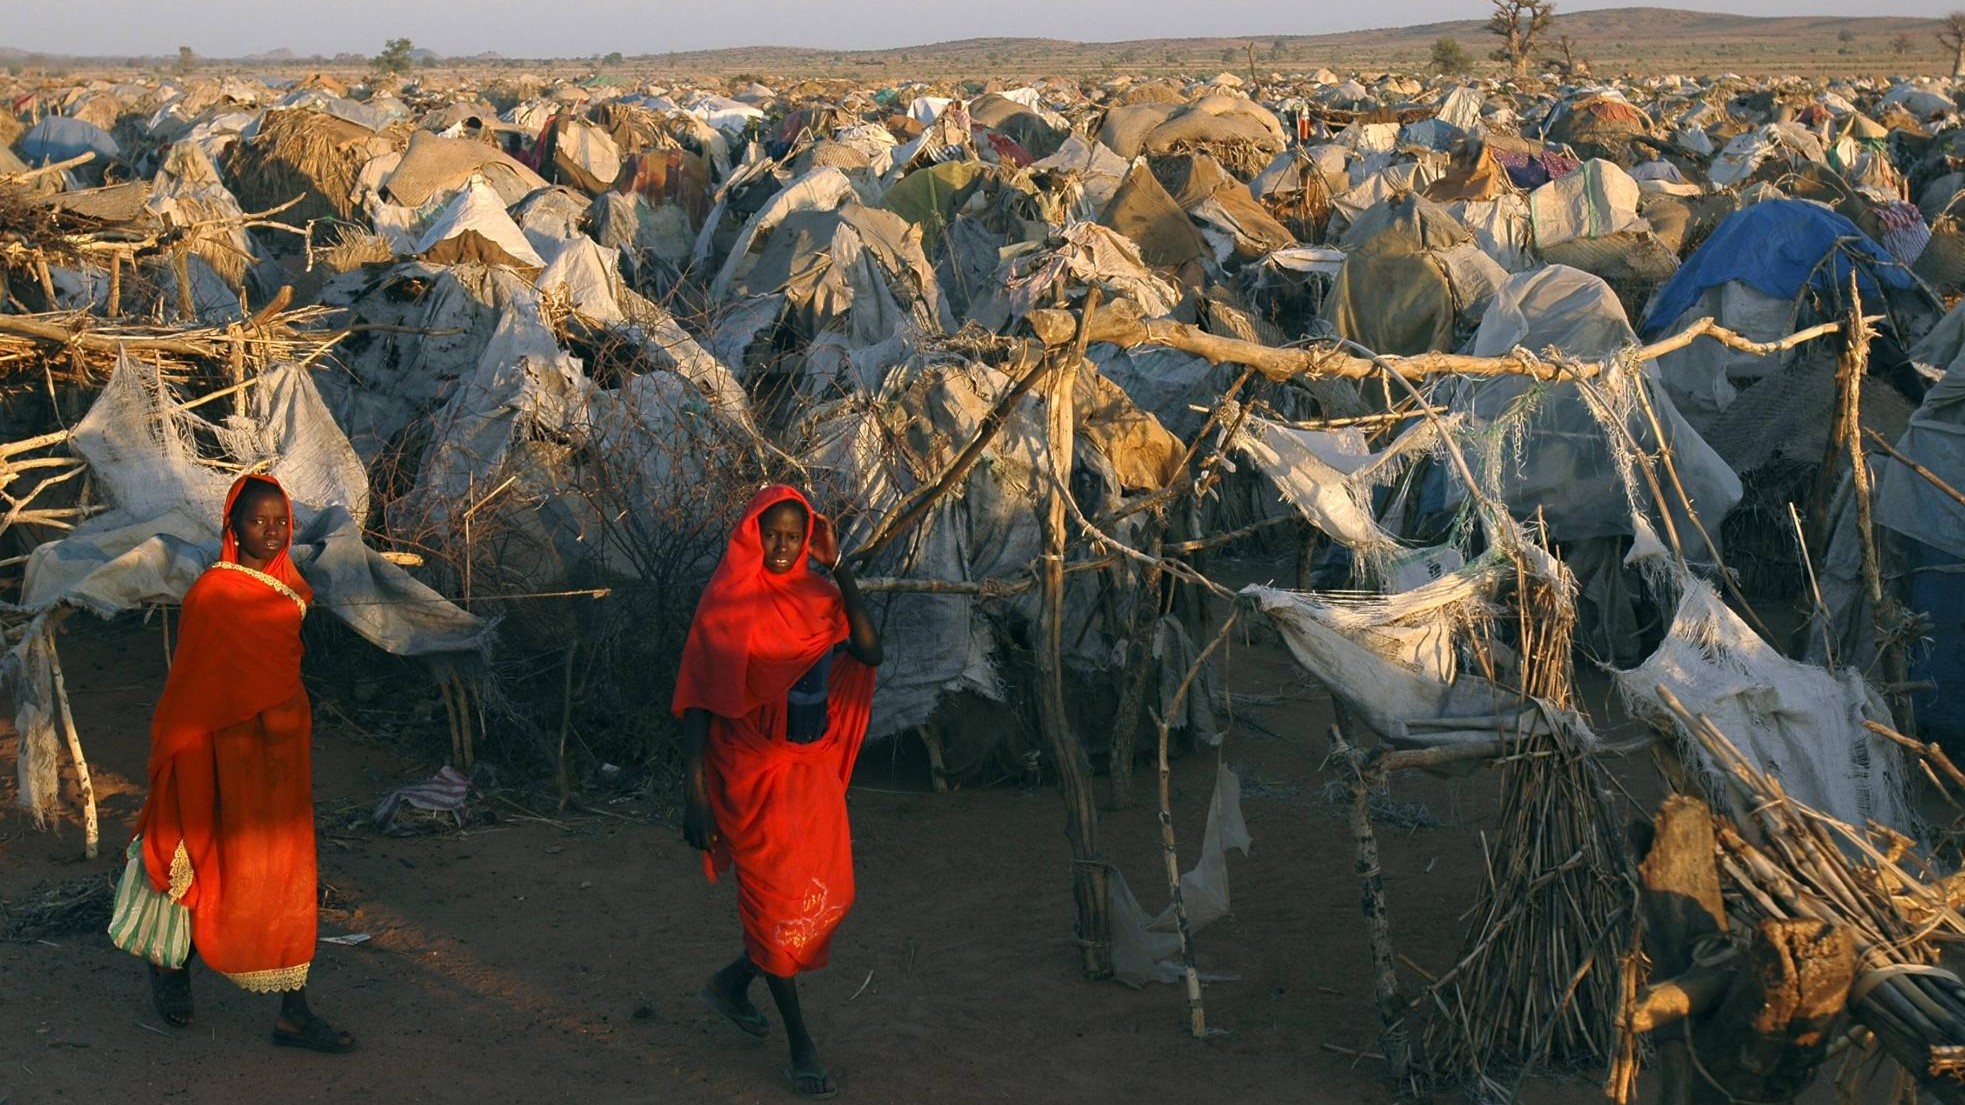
{"left": 1445, "top": 266, "right": 1741, "bottom": 544}
{"left": 1235, "top": 416, "right": 1452, "bottom": 564}
{"left": 416, "top": 179, "right": 547, "bottom": 268}
{"left": 1615, "top": 577, "right": 1914, "bottom": 833}
{"left": 1109, "top": 763, "right": 1252, "bottom": 987}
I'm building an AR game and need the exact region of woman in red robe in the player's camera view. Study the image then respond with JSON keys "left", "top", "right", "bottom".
{"left": 676, "top": 484, "right": 882, "bottom": 1101}
{"left": 128, "top": 473, "right": 353, "bottom": 1052}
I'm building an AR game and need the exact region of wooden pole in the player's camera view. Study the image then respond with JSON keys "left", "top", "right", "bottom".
{"left": 1840, "top": 280, "right": 1914, "bottom": 731}
{"left": 106, "top": 250, "right": 122, "bottom": 318}
{"left": 1021, "top": 301, "right": 1855, "bottom": 385}
{"left": 45, "top": 616, "right": 99, "bottom": 859}
{"left": 1332, "top": 721, "right": 1411, "bottom": 1080}
{"left": 1155, "top": 608, "right": 1237, "bottom": 1039}
{"left": 1106, "top": 521, "right": 1164, "bottom": 810}
{"left": 1035, "top": 331, "right": 1113, "bottom": 980}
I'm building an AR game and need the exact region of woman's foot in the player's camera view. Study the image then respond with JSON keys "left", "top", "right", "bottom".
{"left": 699, "top": 955, "right": 768, "bottom": 1037}
{"left": 271, "top": 1009, "right": 356, "bottom": 1053}
{"left": 697, "top": 984, "right": 769, "bottom": 1037}
{"left": 785, "top": 1057, "right": 837, "bottom": 1100}
{"left": 147, "top": 963, "right": 192, "bottom": 1027}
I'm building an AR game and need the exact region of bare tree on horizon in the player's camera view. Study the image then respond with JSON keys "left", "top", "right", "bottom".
{"left": 1940, "top": 11, "right": 1965, "bottom": 77}
{"left": 1488, "top": 0, "right": 1555, "bottom": 78}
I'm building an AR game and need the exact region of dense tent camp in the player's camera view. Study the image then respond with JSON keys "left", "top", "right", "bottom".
{"left": 12, "top": 55, "right": 1965, "bottom": 1105}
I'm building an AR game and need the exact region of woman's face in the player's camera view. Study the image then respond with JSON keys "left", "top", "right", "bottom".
{"left": 231, "top": 489, "right": 290, "bottom": 567}
{"left": 758, "top": 502, "right": 808, "bottom": 575}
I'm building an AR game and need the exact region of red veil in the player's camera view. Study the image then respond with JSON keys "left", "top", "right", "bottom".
{"left": 673, "top": 484, "right": 877, "bottom": 976}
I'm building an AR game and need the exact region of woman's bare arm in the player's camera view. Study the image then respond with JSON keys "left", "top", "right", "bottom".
{"left": 834, "top": 563, "right": 883, "bottom": 667}
{"left": 681, "top": 707, "right": 713, "bottom": 850}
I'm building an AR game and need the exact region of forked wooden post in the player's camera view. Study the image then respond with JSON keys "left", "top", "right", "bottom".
{"left": 1839, "top": 279, "right": 1915, "bottom": 731}
{"left": 1035, "top": 297, "right": 1113, "bottom": 980}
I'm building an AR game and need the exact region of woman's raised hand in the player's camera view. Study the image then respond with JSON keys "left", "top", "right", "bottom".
{"left": 808, "top": 513, "right": 840, "bottom": 570}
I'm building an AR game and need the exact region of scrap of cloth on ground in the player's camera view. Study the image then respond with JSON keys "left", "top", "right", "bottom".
{"left": 130, "top": 473, "right": 319, "bottom": 993}
{"left": 674, "top": 484, "right": 877, "bottom": 977}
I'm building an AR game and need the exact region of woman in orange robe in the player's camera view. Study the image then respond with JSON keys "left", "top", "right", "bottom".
{"left": 676, "top": 484, "right": 882, "bottom": 1101}
{"left": 129, "top": 473, "right": 353, "bottom": 1052}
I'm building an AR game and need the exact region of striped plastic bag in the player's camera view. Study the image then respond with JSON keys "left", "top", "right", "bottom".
{"left": 107, "top": 836, "right": 190, "bottom": 968}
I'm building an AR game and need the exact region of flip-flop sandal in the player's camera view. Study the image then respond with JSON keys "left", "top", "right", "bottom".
{"left": 785, "top": 1064, "right": 837, "bottom": 1100}
{"left": 696, "top": 986, "right": 769, "bottom": 1038}
{"left": 271, "top": 1014, "right": 356, "bottom": 1054}
{"left": 147, "top": 963, "right": 192, "bottom": 1028}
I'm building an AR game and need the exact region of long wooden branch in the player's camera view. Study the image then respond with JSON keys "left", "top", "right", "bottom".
{"left": 1022, "top": 303, "right": 1858, "bottom": 384}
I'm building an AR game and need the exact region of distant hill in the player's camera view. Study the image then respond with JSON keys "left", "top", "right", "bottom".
{"left": 0, "top": 8, "right": 1950, "bottom": 77}
{"left": 629, "top": 8, "right": 1944, "bottom": 78}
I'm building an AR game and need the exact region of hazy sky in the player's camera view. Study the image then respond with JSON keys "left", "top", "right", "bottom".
{"left": 7, "top": 0, "right": 1957, "bottom": 57}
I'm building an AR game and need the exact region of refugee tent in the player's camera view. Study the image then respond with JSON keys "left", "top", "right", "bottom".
{"left": 1323, "top": 195, "right": 1506, "bottom": 356}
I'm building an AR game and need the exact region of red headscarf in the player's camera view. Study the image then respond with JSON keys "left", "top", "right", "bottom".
{"left": 138, "top": 473, "right": 312, "bottom": 902}
{"left": 672, "top": 484, "right": 847, "bottom": 723}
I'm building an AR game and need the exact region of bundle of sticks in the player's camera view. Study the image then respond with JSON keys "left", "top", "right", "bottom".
{"left": 1620, "top": 687, "right": 1965, "bottom": 1104}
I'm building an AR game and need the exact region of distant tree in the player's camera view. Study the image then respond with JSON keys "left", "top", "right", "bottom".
{"left": 1942, "top": 13, "right": 1965, "bottom": 76}
{"left": 372, "top": 37, "right": 415, "bottom": 75}
{"left": 1838, "top": 28, "right": 1857, "bottom": 43}
{"left": 1270, "top": 37, "right": 1288, "bottom": 60}
{"left": 1894, "top": 32, "right": 1916, "bottom": 55}
{"left": 604, "top": 50, "right": 624, "bottom": 65}
{"left": 175, "top": 45, "right": 195, "bottom": 75}
{"left": 1431, "top": 37, "right": 1473, "bottom": 74}
{"left": 1487, "top": 0, "right": 1554, "bottom": 78}
{"left": 1220, "top": 47, "right": 1237, "bottom": 63}
{"left": 1547, "top": 33, "right": 1587, "bottom": 75}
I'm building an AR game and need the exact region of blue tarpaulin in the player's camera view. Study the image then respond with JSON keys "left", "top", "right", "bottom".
{"left": 19, "top": 116, "right": 120, "bottom": 168}
{"left": 1638, "top": 199, "right": 1913, "bottom": 338}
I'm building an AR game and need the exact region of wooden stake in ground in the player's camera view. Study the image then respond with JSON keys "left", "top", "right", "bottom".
{"left": 1155, "top": 608, "right": 1237, "bottom": 1039}
{"left": 1331, "top": 721, "right": 1412, "bottom": 1081}
{"left": 45, "top": 613, "right": 99, "bottom": 859}
{"left": 1035, "top": 337, "right": 1113, "bottom": 980}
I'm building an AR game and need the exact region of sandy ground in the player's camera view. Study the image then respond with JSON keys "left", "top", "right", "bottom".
{"left": 0, "top": 582, "right": 1869, "bottom": 1105}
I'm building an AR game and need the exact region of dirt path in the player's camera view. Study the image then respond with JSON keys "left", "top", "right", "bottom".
{"left": 0, "top": 600, "right": 1709, "bottom": 1105}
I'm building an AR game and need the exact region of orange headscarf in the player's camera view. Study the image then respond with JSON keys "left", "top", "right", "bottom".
{"left": 672, "top": 484, "right": 847, "bottom": 724}
{"left": 138, "top": 474, "right": 312, "bottom": 902}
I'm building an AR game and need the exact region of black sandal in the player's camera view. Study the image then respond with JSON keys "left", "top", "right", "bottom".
{"left": 147, "top": 963, "right": 192, "bottom": 1028}
{"left": 785, "top": 1062, "right": 837, "bottom": 1100}
{"left": 271, "top": 1012, "right": 356, "bottom": 1054}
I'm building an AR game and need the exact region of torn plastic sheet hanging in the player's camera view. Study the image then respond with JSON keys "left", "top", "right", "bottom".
{"left": 1233, "top": 414, "right": 1455, "bottom": 568}
{"left": 1109, "top": 762, "right": 1252, "bottom": 987}
{"left": 9, "top": 353, "right": 488, "bottom": 818}
{"left": 1439, "top": 266, "right": 1741, "bottom": 546}
{"left": 1615, "top": 576, "right": 1916, "bottom": 835}
{"left": 1244, "top": 575, "right": 1572, "bottom": 754}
